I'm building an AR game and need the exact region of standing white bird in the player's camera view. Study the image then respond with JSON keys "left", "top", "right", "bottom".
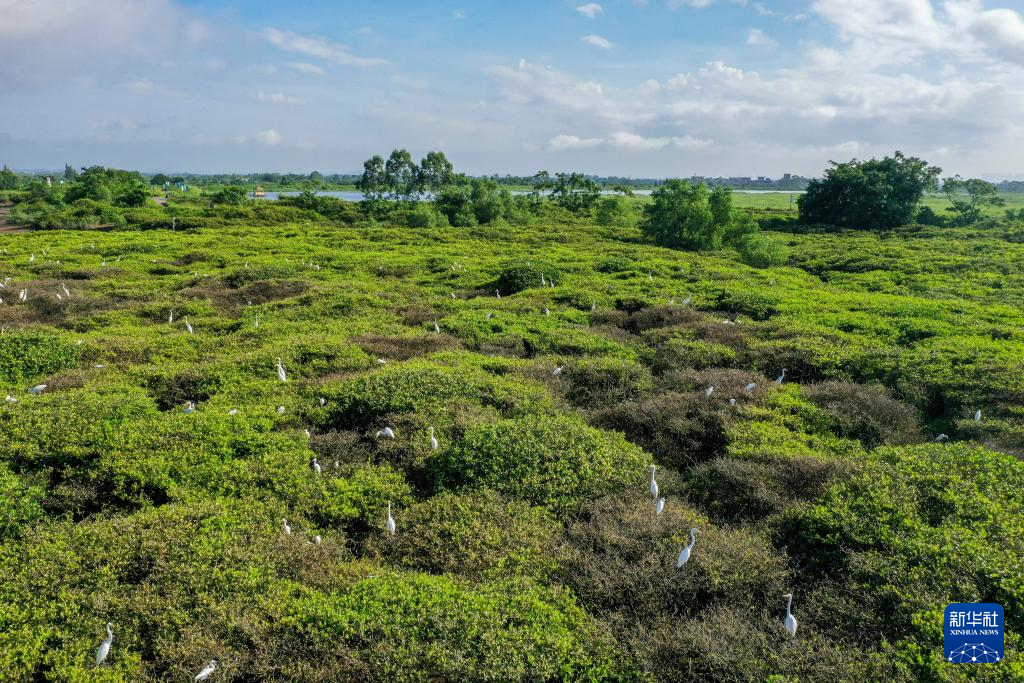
{"left": 95, "top": 623, "right": 113, "bottom": 666}
{"left": 254, "top": 315, "right": 259, "bottom": 329}
{"left": 681, "top": 296, "right": 692, "bottom": 305}
{"left": 544, "top": 307, "right": 550, "bottom": 316}
{"left": 183, "top": 401, "right": 195, "bottom": 414}
{"left": 304, "top": 429, "right": 311, "bottom": 439}
{"left": 729, "top": 398, "right": 736, "bottom": 406}
{"left": 28, "top": 384, "right": 47, "bottom": 394}
{"left": 312, "top": 534, "right": 322, "bottom": 545}
{"left": 936, "top": 433, "right": 949, "bottom": 442}
{"left": 705, "top": 386, "right": 714, "bottom": 399}
{"left": 655, "top": 497, "right": 666, "bottom": 515}
{"left": 194, "top": 659, "right": 218, "bottom": 681}
{"left": 496, "top": 290, "right": 501, "bottom": 299}
{"left": 277, "top": 405, "right": 286, "bottom": 415}
{"left": 552, "top": 365, "right": 563, "bottom": 376}
{"left": 783, "top": 593, "right": 798, "bottom": 637}
{"left": 486, "top": 312, "right": 493, "bottom": 320}
{"left": 281, "top": 518, "right": 291, "bottom": 535}
{"left": 311, "top": 458, "right": 321, "bottom": 475}
{"left": 184, "top": 317, "right": 193, "bottom": 334}
{"left": 774, "top": 368, "right": 786, "bottom": 385}
{"left": 429, "top": 426, "right": 439, "bottom": 451}
{"left": 228, "top": 408, "right": 239, "bottom": 415}
{"left": 744, "top": 383, "right": 757, "bottom": 392}
{"left": 376, "top": 426, "right": 396, "bottom": 439}
{"left": 386, "top": 502, "right": 396, "bottom": 536}
{"left": 648, "top": 465, "right": 659, "bottom": 500}
{"left": 677, "top": 528, "right": 697, "bottom": 568}
{"left": 590, "top": 301, "right": 596, "bottom": 311}
{"left": 974, "top": 409, "right": 982, "bottom": 421}
{"left": 168, "top": 309, "right": 174, "bottom": 324}
{"left": 61, "top": 283, "right": 71, "bottom": 298}
{"left": 433, "top": 320, "right": 441, "bottom": 334}
{"left": 5, "top": 395, "right": 17, "bottom": 403}
{"left": 276, "top": 357, "right": 287, "bottom": 382}
{"left": 540, "top": 274, "right": 546, "bottom": 286}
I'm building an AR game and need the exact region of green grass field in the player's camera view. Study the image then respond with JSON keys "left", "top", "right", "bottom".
{"left": 0, "top": 206, "right": 1021, "bottom": 681}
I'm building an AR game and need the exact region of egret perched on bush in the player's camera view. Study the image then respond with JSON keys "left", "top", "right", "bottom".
{"left": 312, "top": 534, "right": 322, "bottom": 544}
{"left": 304, "top": 429, "right": 311, "bottom": 439}
{"left": 648, "top": 465, "right": 659, "bottom": 500}
{"left": 744, "top": 382, "right": 757, "bottom": 392}
{"left": 590, "top": 301, "right": 596, "bottom": 311}
{"left": 319, "top": 397, "right": 327, "bottom": 406}
{"left": 936, "top": 433, "right": 949, "bottom": 442}
{"left": 729, "top": 398, "right": 736, "bottom": 405}
{"left": 95, "top": 623, "right": 113, "bottom": 666}
{"left": 433, "top": 320, "right": 441, "bottom": 334}
{"left": 5, "top": 395, "right": 17, "bottom": 403}
{"left": 168, "top": 309, "right": 174, "bottom": 324}
{"left": 677, "top": 528, "right": 697, "bottom": 568}
{"left": 541, "top": 273, "right": 546, "bottom": 286}
{"left": 183, "top": 401, "right": 195, "bottom": 414}
{"left": 783, "top": 593, "right": 798, "bottom": 637}
{"left": 974, "top": 409, "right": 982, "bottom": 421}
{"left": 61, "top": 283, "right": 71, "bottom": 298}
{"left": 544, "top": 307, "right": 550, "bottom": 316}
{"left": 552, "top": 366, "right": 563, "bottom": 376}
{"left": 705, "top": 386, "right": 714, "bottom": 398}
{"left": 194, "top": 659, "right": 218, "bottom": 681}
{"left": 486, "top": 312, "right": 493, "bottom": 319}
{"left": 311, "top": 458, "right": 321, "bottom": 475}
{"left": 429, "top": 427, "right": 439, "bottom": 451}
{"left": 774, "top": 368, "right": 786, "bottom": 385}
{"left": 184, "top": 317, "right": 193, "bottom": 334}
{"left": 281, "top": 518, "right": 291, "bottom": 535}
{"left": 386, "top": 502, "right": 396, "bottom": 536}
{"left": 228, "top": 408, "right": 238, "bottom": 415}
{"left": 376, "top": 426, "right": 396, "bottom": 439}
{"left": 277, "top": 406, "right": 286, "bottom": 415}
{"left": 276, "top": 357, "right": 287, "bottom": 382}
{"left": 28, "top": 384, "right": 46, "bottom": 394}
{"left": 656, "top": 497, "right": 666, "bottom": 515}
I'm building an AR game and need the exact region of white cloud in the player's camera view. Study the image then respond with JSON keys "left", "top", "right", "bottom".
{"left": 581, "top": 34, "right": 614, "bottom": 50}
{"left": 288, "top": 61, "right": 325, "bottom": 76}
{"left": 255, "top": 129, "right": 282, "bottom": 146}
{"left": 263, "top": 28, "right": 386, "bottom": 67}
{"left": 549, "top": 134, "right": 604, "bottom": 151}
{"left": 746, "top": 28, "right": 777, "bottom": 49}
{"left": 577, "top": 3, "right": 604, "bottom": 19}
{"left": 665, "top": 73, "right": 691, "bottom": 90}
{"left": 453, "top": 9, "right": 466, "bottom": 19}
{"left": 257, "top": 91, "right": 306, "bottom": 105}
{"left": 968, "top": 8, "right": 1024, "bottom": 65}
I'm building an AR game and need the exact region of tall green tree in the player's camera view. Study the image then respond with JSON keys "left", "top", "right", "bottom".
{"left": 550, "top": 172, "right": 601, "bottom": 213}
{"left": 418, "top": 151, "right": 455, "bottom": 193}
{"left": 356, "top": 155, "right": 388, "bottom": 206}
{"left": 63, "top": 163, "right": 77, "bottom": 181}
{"left": 0, "top": 165, "right": 17, "bottom": 190}
{"left": 942, "top": 176, "right": 1005, "bottom": 226}
{"left": 797, "top": 152, "right": 941, "bottom": 229}
{"left": 641, "top": 180, "right": 727, "bottom": 250}
{"left": 384, "top": 149, "right": 420, "bottom": 202}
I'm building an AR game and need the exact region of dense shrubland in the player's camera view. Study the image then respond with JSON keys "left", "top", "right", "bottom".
{"left": 0, "top": 162, "right": 1021, "bottom": 680}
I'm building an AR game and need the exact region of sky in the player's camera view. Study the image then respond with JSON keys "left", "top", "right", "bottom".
{"left": 2, "top": 0, "right": 1024, "bottom": 178}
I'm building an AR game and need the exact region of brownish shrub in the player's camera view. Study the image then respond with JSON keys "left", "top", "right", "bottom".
{"left": 801, "top": 381, "right": 921, "bottom": 448}
{"left": 353, "top": 334, "right": 461, "bottom": 361}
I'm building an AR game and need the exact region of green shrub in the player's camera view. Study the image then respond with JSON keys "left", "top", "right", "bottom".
{"left": 737, "top": 233, "right": 789, "bottom": 268}
{"left": 432, "top": 414, "right": 649, "bottom": 513}
{"left": 364, "top": 489, "right": 561, "bottom": 579}
{"left": 0, "top": 332, "right": 80, "bottom": 383}
{"left": 495, "top": 258, "right": 559, "bottom": 295}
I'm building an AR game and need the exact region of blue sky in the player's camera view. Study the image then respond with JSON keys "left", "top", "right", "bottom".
{"left": 2, "top": 0, "right": 1024, "bottom": 178}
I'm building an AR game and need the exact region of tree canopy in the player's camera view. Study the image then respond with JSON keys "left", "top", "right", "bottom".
{"left": 797, "top": 152, "right": 941, "bottom": 229}
{"left": 942, "top": 176, "right": 1004, "bottom": 226}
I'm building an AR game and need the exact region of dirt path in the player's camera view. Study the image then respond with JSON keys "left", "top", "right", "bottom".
{"left": 0, "top": 203, "right": 29, "bottom": 233}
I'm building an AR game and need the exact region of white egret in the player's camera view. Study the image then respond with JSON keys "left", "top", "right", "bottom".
{"left": 974, "top": 409, "right": 982, "bottom": 421}
{"left": 429, "top": 426, "right": 439, "bottom": 451}
{"left": 590, "top": 301, "right": 596, "bottom": 311}
{"left": 783, "top": 593, "right": 798, "bottom": 637}
{"left": 5, "top": 395, "right": 17, "bottom": 403}
{"left": 184, "top": 317, "right": 193, "bottom": 335}
{"left": 544, "top": 307, "right": 550, "bottom": 316}
{"left": 61, "top": 283, "right": 71, "bottom": 298}
{"left": 277, "top": 406, "right": 286, "bottom": 415}
{"left": 496, "top": 290, "right": 501, "bottom": 299}
{"left": 275, "top": 357, "right": 287, "bottom": 382}
{"left": 936, "top": 433, "right": 949, "bottom": 442}
{"left": 729, "top": 398, "right": 736, "bottom": 406}
{"left": 168, "top": 309, "right": 174, "bottom": 324}
{"left": 774, "top": 368, "right": 786, "bottom": 385}
{"left": 681, "top": 296, "right": 692, "bottom": 305}
{"left": 486, "top": 312, "right": 493, "bottom": 320}
{"left": 377, "top": 358, "right": 387, "bottom": 365}
{"left": 656, "top": 497, "right": 666, "bottom": 515}
{"left": 319, "top": 397, "right": 327, "bottom": 407}
{"left": 93, "top": 364, "right": 105, "bottom": 369}
{"left": 183, "top": 401, "right": 196, "bottom": 414}
{"left": 28, "top": 384, "right": 47, "bottom": 394}
{"left": 386, "top": 502, "right": 396, "bottom": 536}
{"left": 648, "top": 465, "right": 659, "bottom": 500}
{"left": 677, "top": 528, "right": 697, "bottom": 568}
{"left": 312, "top": 534, "right": 322, "bottom": 545}
{"left": 376, "top": 426, "right": 396, "bottom": 439}
{"left": 705, "top": 386, "right": 714, "bottom": 399}
{"left": 541, "top": 274, "right": 546, "bottom": 286}
{"left": 56, "top": 293, "right": 63, "bottom": 301}
{"left": 311, "top": 458, "right": 322, "bottom": 475}
{"left": 228, "top": 408, "right": 239, "bottom": 415}
{"left": 722, "top": 319, "right": 735, "bottom": 325}
{"left": 281, "top": 518, "right": 291, "bottom": 535}
{"left": 744, "top": 382, "right": 757, "bottom": 392}
{"left": 253, "top": 315, "right": 259, "bottom": 329}
{"left": 450, "top": 291, "right": 456, "bottom": 299}
{"left": 28, "top": 253, "right": 34, "bottom": 262}
{"left": 433, "top": 320, "right": 441, "bottom": 334}
{"left": 648, "top": 271, "right": 654, "bottom": 281}
{"left": 552, "top": 365, "right": 563, "bottom": 376}
{"left": 95, "top": 623, "right": 113, "bottom": 666}
{"left": 304, "top": 429, "right": 311, "bottom": 439}
{"left": 194, "top": 659, "right": 218, "bottom": 681}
